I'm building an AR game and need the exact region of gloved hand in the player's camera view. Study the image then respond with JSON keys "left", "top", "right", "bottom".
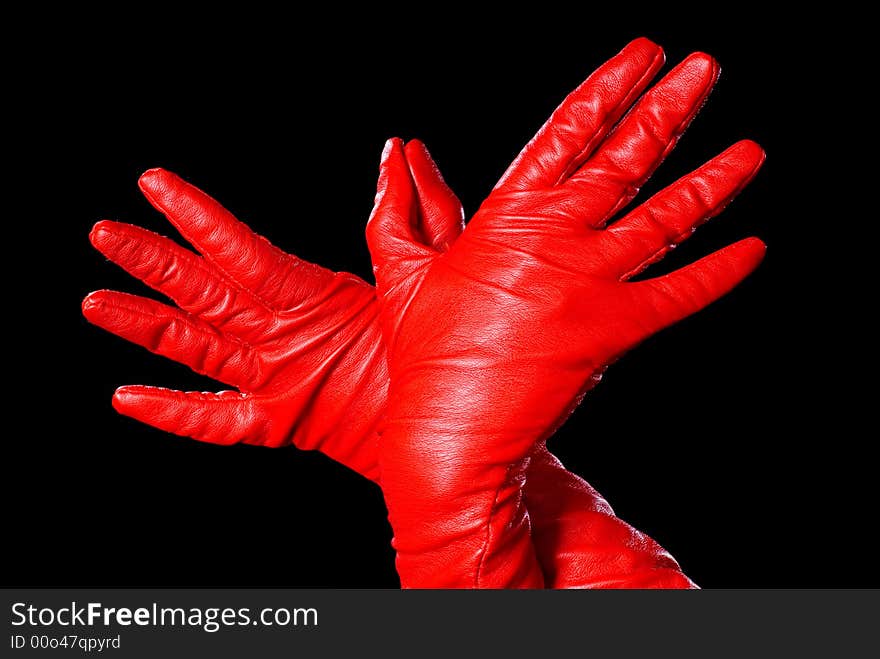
{"left": 367, "top": 46, "right": 764, "bottom": 587}
{"left": 83, "top": 38, "right": 762, "bottom": 588}
{"left": 391, "top": 137, "right": 709, "bottom": 589}
{"left": 83, "top": 168, "right": 389, "bottom": 480}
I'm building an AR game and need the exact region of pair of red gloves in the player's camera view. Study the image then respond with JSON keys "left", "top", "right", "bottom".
{"left": 83, "top": 38, "right": 764, "bottom": 588}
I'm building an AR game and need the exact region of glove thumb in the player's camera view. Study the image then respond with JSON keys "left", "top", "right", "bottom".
{"left": 403, "top": 139, "right": 465, "bottom": 252}
{"left": 366, "top": 138, "right": 436, "bottom": 299}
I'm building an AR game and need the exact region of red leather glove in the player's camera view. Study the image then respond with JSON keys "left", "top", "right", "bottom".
{"left": 84, "top": 38, "right": 761, "bottom": 588}
{"left": 83, "top": 170, "right": 388, "bottom": 480}
{"left": 367, "top": 46, "right": 765, "bottom": 587}
{"left": 525, "top": 445, "right": 695, "bottom": 588}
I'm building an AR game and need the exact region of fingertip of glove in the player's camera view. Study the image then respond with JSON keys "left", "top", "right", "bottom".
{"left": 374, "top": 138, "right": 408, "bottom": 205}
{"left": 111, "top": 387, "right": 131, "bottom": 412}
{"left": 138, "top": 167, "right": 175, "bottom": 198}
{"left": 404, "top": 138, "right": 426, "bottom": 155}
{"left": 719, "top": 140, "right": 766, "bottom": 177}
{"left": 112, "top": 385, "right": 163, "bottom": 413}
{"left": 732, "top": 237, "right": 768, "bottom": 268}
{"left": 743, "top": 236, "right": 767, "bottom": 253}
{"left": 89, "top": 220, "right": 116, "bottom": 248}
{"left": 112, "top": 386, "right": 138, "bottom": 412}
{"left": 81, "top": 290, "right": 108, "bottom": 318}
{"left": 678, "top": 51, "right": 720, "bottom": 84}
{"left": 404, "top": 139, "right": 441, "bottom": 178}
{"left": 736, "top": 139, "right": 766, "bottom": 165}
{"left": 627, "top": 36, "right": 663, "bottom": 59}
{"left": 381, "top": 137, "right": 406, "bottom": 163}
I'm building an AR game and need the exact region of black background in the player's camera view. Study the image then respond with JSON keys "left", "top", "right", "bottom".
{"left": 7, "top": 12, "right": 872, "bottom": 587}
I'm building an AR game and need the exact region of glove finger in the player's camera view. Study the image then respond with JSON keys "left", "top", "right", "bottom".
{"left": 138, "top": 168, "right": 336, "bottom": 310}
{"left": 90, "top": 220, "right": 273, "bottom": 335}
{"left": 82, "top": 290, "right": 258, "bottom": 389}
{"left": 566, "top": 52, "right": 719, "bottom": 226}
{"left": 366, "top": 138, "right": 434, "bottom": 294}
{"left": 600, "top": 140, "right": 765, "bottom": 279}
{"left": 495, "top": 38, "right": 665, "bottom": 191}
{"left": 404, "top": 140, "right": 464, "bottom": 252}
{"left": 634, "top": 237, "right": 765, "bottom": 333}
{"left": 113, "top": 386, "right": 273, "bottom": 446}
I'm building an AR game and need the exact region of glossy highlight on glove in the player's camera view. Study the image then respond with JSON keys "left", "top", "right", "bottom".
{"left": 367, "top": 40, "right": 764, "bottom": 588}
{"left": 83, "top": 169, "right": 388, "bottom": 480}
{"left": 82, "top": 37, "right": 764, "bottom": 589}
{"left": 81, "top": 155, "right": 699, "bottom": 589}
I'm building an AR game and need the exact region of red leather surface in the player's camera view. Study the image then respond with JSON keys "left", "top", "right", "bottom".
{"left": 83, "top": 38, "right": 763, "bottom": 589}
{"left": 83, "top": 169, "right": 388, "bottom": 481}
{"left": 367, "top": 40, "right": 764, "bottom": 588}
